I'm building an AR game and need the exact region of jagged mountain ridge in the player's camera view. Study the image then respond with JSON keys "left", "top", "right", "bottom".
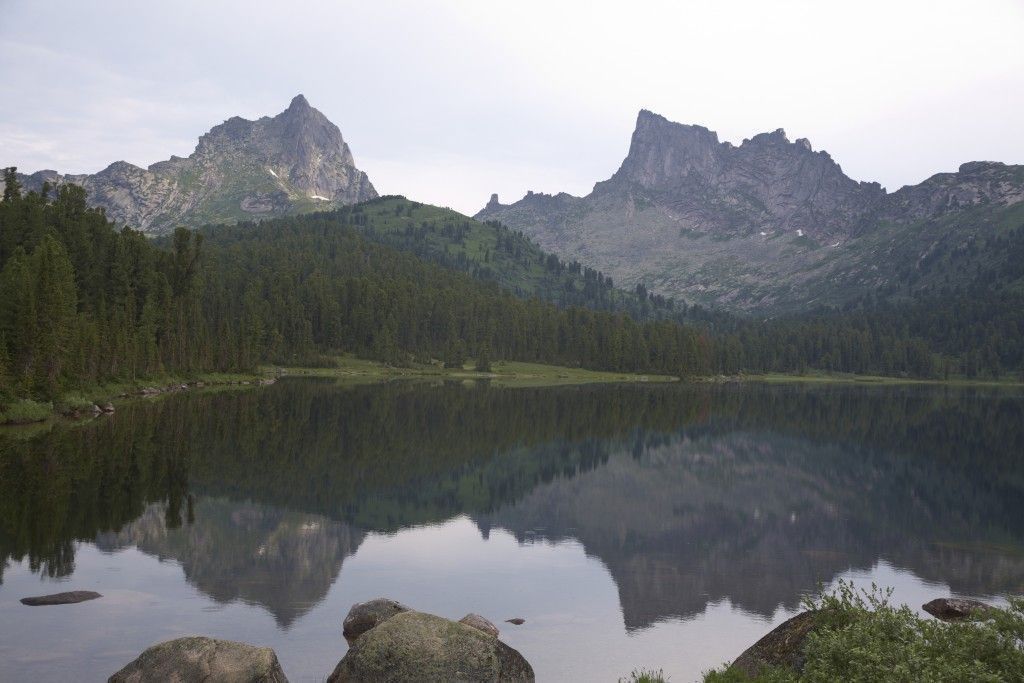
{"left": 5, "top": 94, "right": 377, "bottom": 234}
{"left": 477, "top": 110, "right": 1024, "bottom": 312}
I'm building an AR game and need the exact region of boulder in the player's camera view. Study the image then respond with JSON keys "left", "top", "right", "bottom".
{"left": 459, "top": 613, "right": 499, "bottom": 638}
{"left": 108, "top": 636, "right": 287, "bottom": 683}
{"left": 328, "top": 611, "right": 534, "bottom": 682}
{"left": 21, "top": 590, "right": 102, "bottom": 606}
{"left": 922, "top": 597, "right": 991, "bottom": 622}
{"left": 730, "top": 611, "right": 817, "bottom": 678}
{"left": 342, "top": 598, "right": 410, "bottom": 642}
{"left": 101, "top": 403, "right": 115, "bottom": 413}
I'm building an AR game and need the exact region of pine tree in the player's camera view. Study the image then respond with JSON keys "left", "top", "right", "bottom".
{"left": 32, "top": 235, "right": 78, "bottom": 397}
{"left": 2, "top": 167, "right": 22, "bottom": 203}
{"left": 475, "top": 343, "right": 492, "bottom": 372}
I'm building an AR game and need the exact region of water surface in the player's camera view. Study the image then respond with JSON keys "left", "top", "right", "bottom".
{"left": 1, "top": 380, "right": 1022, "bottom": 681}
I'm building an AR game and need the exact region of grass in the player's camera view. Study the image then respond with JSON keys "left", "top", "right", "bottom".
{"left": 0, "top": 398, "right": 52, "bottom": 425}
{"left": 264, "top": 355, "right": 679, "bottom": 386}
{"left": 702, "top": 581, "right": 1024, "bottom": 682}
{"left": 0, "top": 369, "right": 265, "bottom": 427}
{"left": 740, "top": 372, "right": 1024, "bottom": 388}
{"left": 620, "top": 668, "right": 668, "bottom": 683}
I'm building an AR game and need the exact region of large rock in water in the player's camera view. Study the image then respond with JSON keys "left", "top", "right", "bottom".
{"left": 922, "top": 597, "right": 991, "bottom": 622}
{"left": 20, "top": 590, "right": 102, "bottom": 606}
{"left": 329, "top": 610, "right": 534, "bottom": 682}
{"left": 342, "top": 597, "right": 411, "bottom": 641}
{"left": 729, "top": 611, "right": 818, "bottom": 678}
{"left": 108, "top": 636, "right": 288, "bottom": 683}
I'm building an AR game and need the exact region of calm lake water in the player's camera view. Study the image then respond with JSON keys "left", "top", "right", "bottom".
{"left": 1, "top": 379, "right": 1023, "bottom": 682}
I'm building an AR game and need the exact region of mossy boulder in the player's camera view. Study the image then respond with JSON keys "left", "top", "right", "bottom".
{"left": 342, "top": 597, "right": 411, "bottom": 642}
{"left": 328, "top": 610, "right": 534, "bottom": 682}
{"left": 108, "top": 636, "right": 287, "bottom": 682}
{"left": 729, "top": 611, "right": 817, "bottom": 678}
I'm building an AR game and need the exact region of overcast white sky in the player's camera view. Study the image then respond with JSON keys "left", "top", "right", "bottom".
{"left": 2, "top": 0, "right": 1022, "bottom": 214}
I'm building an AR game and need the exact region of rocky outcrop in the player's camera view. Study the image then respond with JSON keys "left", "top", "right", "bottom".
{"left": 476, "top": 109, "right": 1024, "bottom": 312}
{"left": 343, "top": 597, "right": 411, "bottom": 641}
{"left": 885, "top": 161, "right": 1024, "bottom": 222}
{"left": 729, "top": 611, "right": 817, "bottom": 678}
{"left": 108, "top": 636, "right": 288, "bottom": 683}
{"left": 20, "top": 590, "right": 102, "bottom": 606}
{"left": 331, "top": 602, "right": 533, "bottom": 682}
{"left": 922, "top": 597, "right": 992, "bottom": 621}
{"left": 595, "top": 110, "right": 886, "bottom": 240}
{"left": 4, "top": 95, "right": 376, "bottom": 235}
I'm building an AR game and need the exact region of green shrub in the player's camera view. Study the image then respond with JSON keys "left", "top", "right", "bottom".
{"left": 54, "top": 392, "right": 96, "bottom": 414}
{"left": 703, "top": 581, "right": 1024, "bottom": 682}
{"left": 620, "top": 668, "right": 668, "bottom": 683}
{"left": 0, "top": 398, "right": 52, "bottom": 424}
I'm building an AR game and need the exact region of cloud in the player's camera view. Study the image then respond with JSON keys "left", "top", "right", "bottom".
{"left": 1, "top": 0, "right": 1022, "bottom": 207}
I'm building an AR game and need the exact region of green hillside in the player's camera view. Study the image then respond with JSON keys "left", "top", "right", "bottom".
{"left": 248, "top": 196, "right": 722, "bottom": 326}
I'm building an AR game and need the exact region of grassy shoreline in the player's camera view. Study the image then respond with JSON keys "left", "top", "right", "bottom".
{"left": 5, "top": 360, "right": 1023, "bottom": 427}
{"left": 0, "top": 357, "right": 676, "bottom": 426}
{"left": 0, "top": 371, "right": 266, "bottom": 427}
{"left": 268, "top": 356, "right": 680, "bottom": 387}
{"left": 735, "top": 372, "right": 1024, "bottom": 388}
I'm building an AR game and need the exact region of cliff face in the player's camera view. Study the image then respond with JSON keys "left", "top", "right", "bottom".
{"left": 5, "top": 95, "right": 377, "bottom": 234}
{"left": 477, "top": 111, "right": 1024, "bottom": 312}
{"left": 597, "top": 110, "right": 886, "bottom": 239}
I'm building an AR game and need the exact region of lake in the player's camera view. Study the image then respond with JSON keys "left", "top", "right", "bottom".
{"left": 1, "top": 379, "right": 1022, "bottom": 681}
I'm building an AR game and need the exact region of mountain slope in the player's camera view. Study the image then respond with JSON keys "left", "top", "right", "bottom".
{"left": 477, "top": 111, "right": 1024, "bottom": 313}
{"left": 3, "top": 95, "right": 376, "bottom": 234}
{"left": 299, "top": 195, "right": 718, "bottom": 324}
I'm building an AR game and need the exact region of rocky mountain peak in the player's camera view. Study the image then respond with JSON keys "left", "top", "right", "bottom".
{"left": 286, "top": 93, "right": 312, "bottom": 112}
{"left": 474, "top": 107, "right": 1024, "bottom": 313}
{"left": 6, "top": 95, "right": 377, "bottom": 234}
{"left": 611, "top": 111, "right": 722, "bottom": 190}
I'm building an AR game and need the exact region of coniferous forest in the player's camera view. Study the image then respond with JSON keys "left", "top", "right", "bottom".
{"left": 1, "top": 168, "right": 1023, "bottom": 406}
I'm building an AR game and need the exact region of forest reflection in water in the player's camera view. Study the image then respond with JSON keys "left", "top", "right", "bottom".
{"left": 1, "top": 379, "right": 1022, "bottom": 680}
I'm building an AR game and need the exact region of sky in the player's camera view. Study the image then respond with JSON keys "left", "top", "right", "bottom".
{"left": 1, "top": 0, "right": 1022, "bottom": 215}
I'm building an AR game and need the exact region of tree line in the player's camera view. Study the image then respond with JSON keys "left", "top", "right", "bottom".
{"left": 0, "top": 171, "right": 711, "bottom": 401}
{"left": 2, "top": 169, "right": 1021, "bottom": 405}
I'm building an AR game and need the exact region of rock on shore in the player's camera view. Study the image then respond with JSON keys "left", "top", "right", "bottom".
{"left": 729, "top": 611, "right": 817, "bottom": 678}
{"left": 342, "top": 597, "right": 411, "bottom": 642}
{"left": 108, "top": 636, "right": 288, "bottom": 683}
{"left": 922, "top": 597, "right": 991, "bottom": 621}
{"left": 331, "top": 600, "right": 533, "bottom": 682}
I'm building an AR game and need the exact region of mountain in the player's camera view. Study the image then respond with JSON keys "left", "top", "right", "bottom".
{"left": 315, "top": 196, "right": 721, "bottom": 324}
{"left": 476, "top": 110, "right": 1024, "bottom": 312}
{"left": 3, "top": 94, "right": 376, "bottom": 234}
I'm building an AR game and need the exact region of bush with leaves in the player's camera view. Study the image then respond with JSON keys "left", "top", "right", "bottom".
{"left": 704, "top": 580, "right": 1024, "bottom": 682}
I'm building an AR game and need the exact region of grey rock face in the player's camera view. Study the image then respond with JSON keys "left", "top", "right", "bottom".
{"left": 5, "top": 94, "right": 376, "bottom": 235}
{"left": 599, "top": 110, "right": 886, "bottom": 240}
{"left": 885, "top": 161, "right": 1024, "bottom": 221}
{"left": 342, "top": 597, "right": 411, "bottom": 642}
{"left": 328, "top": 610, "right": 534, "bottom": 682}
{"left": 108, "top": 636, "right": 288, "bottom": 683}
{"left": 20, "top": 590, "right": 102, "bottom": 606}
{"left": 476, "top": 110, "right": 1024, "bottom": 312}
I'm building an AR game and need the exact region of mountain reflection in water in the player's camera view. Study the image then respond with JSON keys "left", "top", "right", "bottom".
{"left": 1, "top": 379, "right": 1022, "bottom": 679}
